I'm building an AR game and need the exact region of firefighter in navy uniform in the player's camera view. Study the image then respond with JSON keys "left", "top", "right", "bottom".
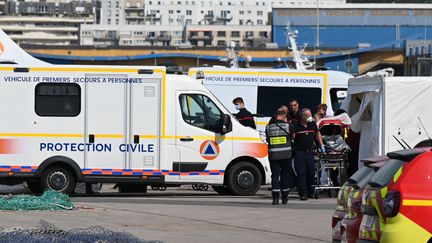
{"left": 291, "top": 108, "right": 325, "bottom": 201}
{"left": 232, "top": 97, "right": 256, "bottom": 129}
{"left": 265, "top": 110, "right": 292, "bottom": 205}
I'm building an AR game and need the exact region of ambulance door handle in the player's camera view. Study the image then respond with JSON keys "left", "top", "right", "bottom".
{"left": 134, "top": 135, "right": 140, "bottom": 144}
{"left": 180, "top": 137, "right": 194, "bottom": 142}
{"left": 89, "top": 134, "right": 95, "bottom": 143}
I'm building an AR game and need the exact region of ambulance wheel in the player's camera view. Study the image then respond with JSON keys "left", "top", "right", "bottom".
{"left": 227, "top": 162, "right": 262, "bottom": 196}
{"left": 212, "top": 185, "right": 232, "bottom": 195}
{"left": 26, "top": 180, "right": 44, "bottom": 195}
{"left": 41, "top": 165, "right": 76, "bottom": 194}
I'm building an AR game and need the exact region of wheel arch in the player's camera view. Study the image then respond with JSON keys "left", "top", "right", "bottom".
{"left": 225, "top": 156, "right": 266, "bottom": 185}
{"left": 35, "top": 156, "right": 83, "bottom": 181}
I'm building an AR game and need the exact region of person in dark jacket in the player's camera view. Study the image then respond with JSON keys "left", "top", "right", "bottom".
{"left": 291, "top": 108, "right": 326, "bottom": 200}
{"left": 265, "top": 110, "right": 292, "bottom": 205}
{"left": 289, "top": 99, "right": 301, "bottom": 123}
{"left": 232, "top": 97, "right": 256, "bottom": 129}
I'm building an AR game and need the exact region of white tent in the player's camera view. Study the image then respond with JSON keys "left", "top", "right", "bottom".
{"left": 342, "top": 76, "right": 432, "bottom": 168}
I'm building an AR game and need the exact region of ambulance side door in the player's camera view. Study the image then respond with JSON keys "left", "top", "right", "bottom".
{"left": 175, "top": 91, "right": 232, "bottom": 180}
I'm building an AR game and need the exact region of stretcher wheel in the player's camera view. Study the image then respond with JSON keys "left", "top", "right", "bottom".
{"left": 158, "top": 186, "right": 166, "bottom": 191}
{"left": 192, "top": 184, "right": 200, "bottom": 191}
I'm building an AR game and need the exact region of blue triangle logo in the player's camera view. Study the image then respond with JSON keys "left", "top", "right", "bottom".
{"left": 204, "top": 144, "right": 215, "bottom": 155}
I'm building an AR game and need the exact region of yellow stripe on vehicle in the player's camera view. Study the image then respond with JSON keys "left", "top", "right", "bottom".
{"left": 393, "top": 167, "right": 403, "bottom": 183}
{"left": 0, "top": 133, "right": 260, "bottom": 141}
{"left": 27, "top": 67, "right": 165, "bottom": 74}
{"left": 403, "top": 199, "right": 432, "bottom": 206}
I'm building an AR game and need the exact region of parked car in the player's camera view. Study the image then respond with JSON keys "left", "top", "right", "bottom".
{"left": 332, "top": 156, "right": 388, "bottom": 243}
{"left": 357, "top": 148, "right": 429, "bottom": 243}
{"left": 380, "top": 150, "right": 432, "bottom": 242}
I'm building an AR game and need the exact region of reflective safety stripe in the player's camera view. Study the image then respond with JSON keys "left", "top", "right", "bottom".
{"left": 269, "top": 147, "right": 292, "bottom": 152}
{"left": 269, "top": 136, "right": 287, "bottom": 145}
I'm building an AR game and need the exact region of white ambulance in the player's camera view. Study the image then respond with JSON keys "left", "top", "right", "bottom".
{"left": 189, "top": 67, "right": 352, "bottom": 130}
{"left": 0, "top": 30, "right": 270, "bottom": 196}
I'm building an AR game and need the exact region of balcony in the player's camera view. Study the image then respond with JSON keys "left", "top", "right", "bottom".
{"left": 188, "top": 33, "right": 213, "bottom": 41}
{"left": 125, "top": 6, "right": 145, "bottom": 11}
{"left": 145, "top": 34, "right": 171, "bottom": 41}
{"left": 204, "top": 14, "right": 214, "bottom": 21}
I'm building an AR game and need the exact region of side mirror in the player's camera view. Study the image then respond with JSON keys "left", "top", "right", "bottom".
{"left": 216, "top": 114, "right": 232, "bottom": 135}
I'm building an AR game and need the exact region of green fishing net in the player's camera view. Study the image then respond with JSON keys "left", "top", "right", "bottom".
{"left": 0, "top": 190, "right": 74, "bottom": 210}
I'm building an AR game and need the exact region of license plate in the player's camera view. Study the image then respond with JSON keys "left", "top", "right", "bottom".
{"left": 363, "top": 215, "right": 375, "bottom": 228}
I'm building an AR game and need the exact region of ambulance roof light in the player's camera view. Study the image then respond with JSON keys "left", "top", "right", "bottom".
{"left": 138, "top": 69, "right": 154, "bottom": 74}
{"left": 14, "top": 67, "right": 29, "bottom": 73}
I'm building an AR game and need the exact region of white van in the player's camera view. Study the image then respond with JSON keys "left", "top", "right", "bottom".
{"left": 0, "top": 31, "right": 270, "bottom": 196}
{"left": 189, "top": 67, "right": 352, "bottom": 130}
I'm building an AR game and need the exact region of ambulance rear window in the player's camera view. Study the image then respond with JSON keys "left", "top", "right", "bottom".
{"left": 257, "top": 86, "right": 321, "bottom": 117}
{"left": 368, "top": 159, "right": 403, "bottom": 188}
{"left": 35, "top": 83, "right": 81, "bottom": 117}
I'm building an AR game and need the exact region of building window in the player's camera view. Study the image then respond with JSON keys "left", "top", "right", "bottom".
{"left": 239, "top": 19, "right": 244, "bottom": 25}
{"left": 259, "top": 31, "right": 267, "bottom": 38}
{"left": 217, "top": 40, "right": 225, "bottom": 46}
{"left": 177, "top": 10, "right": 181, "bottom": 13}
{"left": 35, "top": 83, "right": 81, "bottom": 117}
{"left": 186, "top": 10, "right": 192, "bottom": 15}
{"left": 169, "top": 10, "right": 173, "bottom": 14}
{"left": 239, "top": 10, "right": 244, "bottom": 15}
{"left": 257, "top": 11, "right": 263, "bottom": 16}
{"left": 217, "top": 31, "right": 226, "bottom": 37}
{"left": 231, "top": 31, "right": 240, "bottom": 37}
{"left": 245, "top": 31, "right": 253, "bottom": 38}
{"left": 257, "top": 19, "right": 263, "bottom": 25}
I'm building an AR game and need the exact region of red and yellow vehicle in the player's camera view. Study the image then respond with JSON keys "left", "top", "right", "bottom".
{"left": 340, "top": 160, "right": 386, "bottom": 243}
{"left": 380, "top": 150, "right": 432, "bottom": 243}
{"left": 357, "top": 148, "right": 430, "bottom": 243}
{"left": 332, "top": 156, "right": 388, "bottom": 243}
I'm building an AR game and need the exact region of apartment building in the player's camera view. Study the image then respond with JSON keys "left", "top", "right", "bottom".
{"left": 1, "top": 0, "right": 95, "bottom": 45}
{"left": 80, "top": 24, "right": 183, "bottom": 46}
{"left": 187, "top": 24, "right": 271, "bottom": 47}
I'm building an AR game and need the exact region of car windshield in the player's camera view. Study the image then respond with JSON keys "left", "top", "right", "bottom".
{"left": 368, "top": 159, "right": 404, "bottom": 188}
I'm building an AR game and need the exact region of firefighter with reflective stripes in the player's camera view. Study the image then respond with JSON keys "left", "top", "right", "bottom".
{"left": 265, "top": 110, "right": 292, "bottom": 205}
{"left": 291, "top": 108, "right": 325, "bottom": 201}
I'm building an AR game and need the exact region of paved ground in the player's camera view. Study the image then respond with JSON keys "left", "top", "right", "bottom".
{"left": 0, "top": 184, "right": 337, "bottom": 243}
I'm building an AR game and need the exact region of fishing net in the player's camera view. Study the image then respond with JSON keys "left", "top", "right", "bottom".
{"left": 0, "top": 190, "right": 74, "bottom": 211}
{"left": 0, "top": 220, "right": 160, "bottom": 243}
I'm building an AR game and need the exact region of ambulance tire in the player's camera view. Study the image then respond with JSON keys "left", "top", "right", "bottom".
{"left": 41, "top": 165, "right": 76, "bottom": 194}
{"left": 211, "top": 185, "right": 232, "bottom": 195}
{"left": 227, "top": 162, "right": 262, "bottom": 196}
{"left": 26, "top": 180, "right": 44, "bottom": 195}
